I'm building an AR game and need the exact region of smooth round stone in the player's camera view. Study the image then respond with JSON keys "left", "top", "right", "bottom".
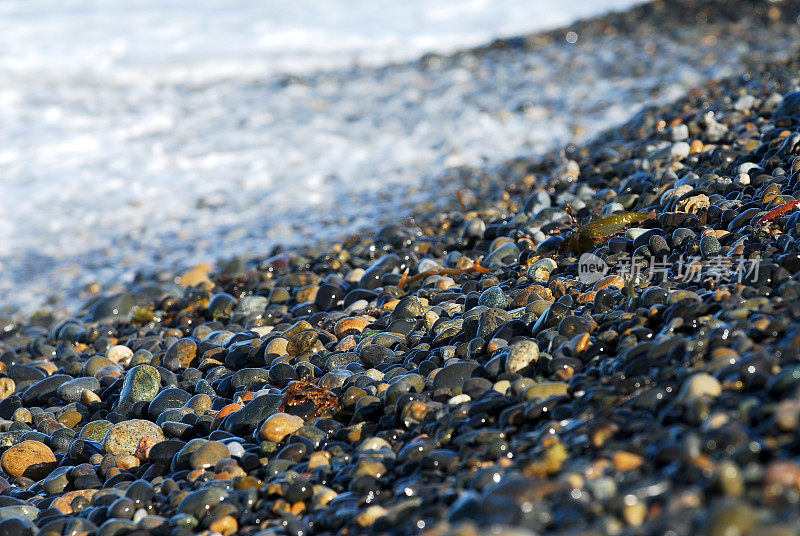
{"left": 148, "top": 388, "right": 192, "bottom": 420}
{"left": 314, "top": 284, "right": 344, "bottom": 311}
{"left": 97, "top": 519, "right": 136, "bottom": 536}
{"left": 162, "top": 339, "right": 198, "bottom": 372}
{"left": 89, "top": 293, "right": 134, "bottom": 322}
{"left": 268, "top": 286, "right": 291, "bottom": 303}
{"left": 169, "top": 513, "right": 198, "bottom": 530}
{"left": 358, "top": 254, "right": 401, "bottom": 290}
{"left": 229, "top": 369, "right": 271, "bottom": 391}
{"left": 478, "top": 287, "right": 508, "bottom": 309}
{"left": 505, "top": 340, "right": 540, "bottom": 373}
{"left": 667, "top": 290, "right": 702, "bottom": 304}
{"left": 0, "top": 504, "right": 39, "bottom": 523}
{"left": 678, "top": 373, "right": 722, "bottom": 403}
{"left": 7, "top": 364, "right": 46, "bottom": 384}
{"left": 558, "top": 315, "right": 594, "bottom": 337}
{"left": 21, "top": 374, "right": 71, "bottom": 405}
{"left": 148, "top": 439, "right": 185, "bottom": 467}
{"left": 57, "top": 377, "right": 101, "bottom": 403}
{"left": 462, "top": 218, "right": 487, "bottom": 239}
{"left": 358, "top": 437, "right": 392, "bottom": 453}
{"left": 189, "top": 441, "right": 229, "bottom": 470}
{"left": 1, "top": 440, "right": 57, "bottom": 480}
{"left": 82, "top": 356, "right": 117, "bottom": 377}
{"left": 448, "top": 394, "right": 471, "bottom": 405}
{"left": 41, "top": 466, "right": 71, "bottom": 494}
{"left": 295, "top": 426, "right": 326, "bottom": 449}
{"left": 0, "top": 518, "right": 35, "bottom": 536}
{"left": 177, "top": 488, "right": 228, "bottom": 517}
{"left": 130, "top": 349, "right": 154, "bottom": 367}
{"left": 107, "top": 345, "right": 133, "bottom": 364}
{"left": 671, "top": 228, "right": 696, "bottom": 247}
{"left": 68, "top": 438, "right": 103, "bottom": 461}
{"left": 222, "top": 393, "right": 283, "bottom": 436}
{"left": 209, "top": 516, "right": 238, "bottom": 536}
{"left": 208, "top": 293, "right": 237, "bottom": 321}
{"left": 325, "top": 352, "right": 360, "bottom": 371}
{"left": 718, "top": 462, "right": 744, "bottom": 497}
{"left": 523, "top": 190, "right": 551, "bottom": 214}
{"left": 775, "top": 90, "right": 800, "bottom": 120}
{"left": 103, "top": 420, "right": 165, "bottom": 456}
{"left": 483, "top": 242, "right": 519, "bottom": 268}
{"left": 287, "top": 330, "right": 318, "bottom": 356}
{"left": 641, "top": 287, "right": 668, "bottom": 307}
{"left": 109, "top": 497, "right": 135, "bottom": 519}
{"left": 285, "top": 478, "right": 313, "bottom": 503}
{"left": 226, "top": 442, "right": 245, "bottom": 458}
{"left": 162, "top": 421, "right": 192, "bottom": 438}
{"left": 260, "top": 413, "right": 304, "bottom": 443}
{"left": 624, "top": 227, "right": 648, "bottom": 241}
{"left": 360, "top": 345, "right": 393, "bottom": 368}
{"left": 390, "top": 296, "right": 424, "bottom": 321}
{"left": 433, "top": 362, "right": 479, "bottom": 391}
{"left": 268, "top": 363, "right": 298, "bottom": 387}
{"left": 118, "top": 365, "right": 161, "bottom": 411}
{"left": 172, "top": 439, "right": 205, "bottom": 470}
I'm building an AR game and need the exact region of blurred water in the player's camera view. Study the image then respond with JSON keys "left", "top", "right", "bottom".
{"left": 0, "top": 0, "right": 642, "bottom": 82}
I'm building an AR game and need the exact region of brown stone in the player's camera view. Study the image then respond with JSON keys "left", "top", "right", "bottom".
{"left": 57, "top": 410, "right": 83, "bottom": 429}
{"left": 135, "top": 435, "right": 161, "bottom": 461}
{"left": 190, "top": 441, "right": 230, "bottom": 470}
{"left": 1, "top": 440, "right": 57, "bottom": 480}
{"left": 0, "top": 378, "right": 15, "bottom": 401}
{"left": 115, "top": 455, "right": 140, "bottom": 470}
{"left": 51, "top": 489, "right": 98, "bottom": 514}
{"left": 107, "top": 345, "right": 133, "bottom": 364}
{"left": 295, "top": 285, "right": 319, "bottom": 304}
{"left": 334, "top": 316, "right": 370, "bottom": 338}
{"left": 334, "top": 335, "right": 358, "bottom": 352}
{"left": 593, "top": 275, "right": 625, "bottom": 291}
{"left": 211, "top": 403, "right": 243, "bottom": 430}
{"left": 209, "top": 515, "right": 238, "bottom": 536}
{"left": 308, "top": 451, "right": 331, "bottom": 469}
{"left": 265, "top": 338, "right": 289, "bottom": 356}
{"left": 614, "top": 451, "right": 644, "bottom": 472}
{"left": 81, "top": 390, "right": 101, "bottom": 405}
{"left": 287, "top": 329, "right": 318, "bottom": 356}
{"left": 260, "top": 413, "right": 304, "bottom": 443}
{"left": 180, "top": 264, "right": 213, "bottom": 287}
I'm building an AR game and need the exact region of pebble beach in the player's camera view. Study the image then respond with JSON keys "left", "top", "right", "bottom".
{"left": 4, "top": 1, "right": 800, "bottom": 535}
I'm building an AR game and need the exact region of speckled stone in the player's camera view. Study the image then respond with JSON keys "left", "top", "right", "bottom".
{"left": 118, "top": 364, "right": 161, "bottom": 411}
{"left": 102, "top": 419, "right": 165, "bottom": 456}
{"left": 1, "top": 440, "right": 57, "bottom": 480}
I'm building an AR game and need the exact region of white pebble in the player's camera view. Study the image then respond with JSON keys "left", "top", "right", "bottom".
{"left": 679, "top": 373, "right": 722, "bottom": 403}
{"left": 448, "top": 394, "right": 471, "bottom": 405}
{"left": 107, "top": 345, "right": 133, "bottom": 364}
{"left": 227, "top": 441, "right": 245, "bottom": 458}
